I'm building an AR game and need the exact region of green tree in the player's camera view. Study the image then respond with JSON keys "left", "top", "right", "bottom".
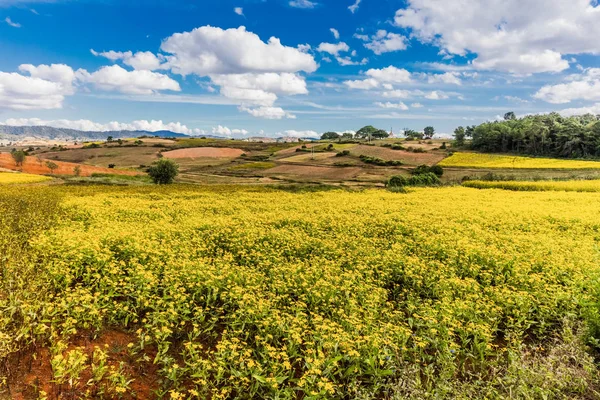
{"left": 11, "top": 150, "right": 26, "bottom": 167}
{"left": 403, "top": 128, "right": 424, "bottom": 140}
{"left": 321, "top": 132, "right": 340, "bottom": 140}
{"left": 504, "top": 111, "right": 517, "bottom": 121}
{"left": 45, "top": 161, "right": 59, "bottom": 174}
{"left": 424, "top": 126, "right": 435, "bottom": 139}
{"left": 356, "top": 125, "right": 388, "bottom": 140}
{"left": 341, "top": 132, "right": 354, "bottom": 139}
{"left": 453, "top": 126, "right": 466, "bottom": 147}
{"left": 107, "top": 136, "right": 114, "bottom": 142}
{"left": 148, "top": 159, "right": 179, "bottom": 184}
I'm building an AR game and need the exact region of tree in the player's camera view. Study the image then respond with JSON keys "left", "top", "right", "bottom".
{"left": 424, "top": 126, "right": 435, "bottom": 139}
{"left": 504, "top": 111, "right": 517, "bottom": 121}
{"left": 73, "top": 166, "right": 82, "bottom": 176}
{"left": 11, "top": 150, "right": 26, "bottom": 167}
{"left": 321, "top": 132, "right": 340, "bottom": 140}
{"left": 453, "top": 126, "right": 466, "bottom": 147}
{"left": 107, "top": 136, "right": 114, "bottom": 142}
{"left": 403, "top": 129, "right": 424, "bottom": 140}
{"left": 148, "top": 159, "right": 179, "bottom": 184}
{"left": 341, "top": 132, "right": 354, "bottom": 139}
{"left": 355, "top": 125, "right": 388, "bottom": 140}
{"left": 45, "top": 161, "right": 59, "bottom": 174}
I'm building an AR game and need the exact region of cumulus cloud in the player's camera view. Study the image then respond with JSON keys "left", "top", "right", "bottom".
{"left": 344, "top": 78, "right": 380, "bottom": 90}
{"left": 533, "top": 68, "right": 600, "bottom": 104}
{"left": 77, "top": 65, "right": 181, "bottom": 95}
{"left": 330, "top": 28, "right": 340, "bottom": 40}
{"left": 559, "top": 103, "right": 600, "bottom": 116}
{"left": 348, "top": 0, "right": 361, "bottom": 13}
{"left": 2, "top": 117, "right": 204, "bottom": 135}
{"left": 375, "top": 101, "right": 409, "bottom": 110}
{"left": 91, "top": 49, "right": 164, "bottom": 71}
{"left": 393, "top": 0, "right": 600, "bottom": 74}
{"left": 0, "top": 64, "right": 76, "bottom": 110}
{"left": 427, "top": 72, "right": 462, "bottom": 85}
{"left": 356, "top": 30, "right": 408, "bottom": 55}
{"left": 239, "top": 106, "right": 296, "bottom": 119}
{"left": 344, "top": 66, "right": 412, "bottom": 90}
{"left": 234, "top": 7, "right": 244, "bottom": 16}
{"left": 289, "top": 0, "right": 317, "bottom": 8}
{"left": 411, "top": 102, "right": 424, "bottom": 108}
{"left": 425, "top": 90, "right": 450, "bottom": 100}
{"left": 316, "top": 42, "right": 350, "bottom": 56}
{"left": 212, "top": 125, "right": 249, "bottom": 136}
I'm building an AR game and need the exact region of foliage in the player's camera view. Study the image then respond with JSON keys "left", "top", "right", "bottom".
{"left": 403, "top": 129, "right": 424, "bottom": 140}
{"left": 11, "top": 150, "right": 26, "bottom": 167}
{"left": 440, "top": 152, "right": 600, "bottom": 169}
{"left": 321, "top": 132, "right": 340, "bottom": 140}
{"left": 359, "top": 155, "right": 403, "bottom": 166}
{"left": 45, "top": 161, "right": 59, "bottom": 174}
{"left": 0, "top": 172, "right": 52, "bottom": 185}
{"left": 467, "top": 112, "right": 600, "bottom": 158}
{"left": 336, "top": 150, "right": 351, "bottom": 157}
{"left": 356, "top": 125, "right": 389, "bottom": 139}
{"left": 387, "top": 172, "right": 441, "bottom": 187}
{"left": 411, "top": 165, "right": 444, "bottom": 177}
{"left": 2, "top": 185, "right": 600, "bottom": 398}
{"left": 423, "top": 126, "right": 435, "bottom": 139}
{"left": 148, "top": 159, "right": 179, "bottom": 184}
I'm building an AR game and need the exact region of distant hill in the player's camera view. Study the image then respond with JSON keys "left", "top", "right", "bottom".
{"left": 0, "top": 125, "right": 222, "bottom": 143}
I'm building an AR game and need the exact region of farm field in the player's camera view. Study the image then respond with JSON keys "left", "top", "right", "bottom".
{"left": 0, "top": 172, "right": 52, "bottom": 184}
{"left": 464, "top": 179, "right": 600, "bottom": 192}
{"left": 441, "top": 152, "right": 600, "bottom": 169}
{"left": 2, "top": 184, "right": 600, "bottom": 399}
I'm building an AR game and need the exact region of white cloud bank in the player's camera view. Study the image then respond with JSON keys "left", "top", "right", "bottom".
{"left": 534, "top": 68, "right": 600, "bottom": 104}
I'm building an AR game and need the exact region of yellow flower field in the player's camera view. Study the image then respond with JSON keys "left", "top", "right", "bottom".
{"left": 464, "top": 179, "right": 600, "bottom": 192}
{"left": 440, "top": 152, "right": 600, "bottom": 169}
{"left": 2, "top": 184, "right": 600, "bottom": 398}
{"left": 0, "top": 172, "right": 52, "bottom": 184}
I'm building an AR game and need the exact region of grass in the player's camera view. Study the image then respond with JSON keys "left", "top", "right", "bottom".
{"left": 440, "top": 152, "right": 600, "bottom": 169}
{"left": 2, "top": 184, "right": 600, "bottom": 398}
{"left": 463, "top": 179, "right": 600, "bottom": 192}
{"left": 0, "top": 172, "right": 52, "bottom": 185}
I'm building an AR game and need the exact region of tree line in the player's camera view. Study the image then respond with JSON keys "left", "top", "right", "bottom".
{"left": 454, "top": 112, "right": 600, "bottom": 158}
{"left": 321, "top": 125, "right": 436, "bottom": 140}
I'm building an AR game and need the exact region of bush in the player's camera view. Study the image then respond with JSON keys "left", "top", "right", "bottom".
{"left": 359, "top": 155, "right": 403, "bottom": 166}
{"left": 411, "top": 165, "right": 444, "bottom": 177}
{"left": 108, "top": 164, "right": 116, "bottom": 169}
{"left": 148, "top": 159, "right": 179, "bottom": 184}
{"left": 409, "top": 172, "right": 441, "bottom": 186}
{"left": 336, "top": 150, "right": 351, "bottom": 157}
{"left": 387, "top": 175, "right": 409, "bottom": 187}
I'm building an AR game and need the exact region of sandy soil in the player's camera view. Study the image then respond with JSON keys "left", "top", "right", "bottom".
{"left": 265, "top": 164, "right": 363, "bottom": 180}
{"left": 0, "top": 153, "right": 140, "bottom": 177}
{"left": 163, "top": 147, "right": 244, "bottom": 159}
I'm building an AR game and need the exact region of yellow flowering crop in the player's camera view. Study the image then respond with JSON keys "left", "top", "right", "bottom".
{"left": 464, "top": 179, "right": 600, "bottom": 192}
{"left": 440, "top": 152, "right": 600, "bottom": 169}
{"left": 0, "top": 172, "right": 52, "bottom": 184}
{"left": 1, "top": 184, "right": 600, "bottom": 398}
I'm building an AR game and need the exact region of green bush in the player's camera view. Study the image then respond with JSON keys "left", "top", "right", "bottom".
{"left": 409, "top": 172, "right": 441, "bottom": 186}
{"left": 148, "top": 159, "right": 179, "bottom": 184}
{"left": 336, "top": 150, "right": 351, "bottom": 157}
{"left": 359, "top": 155, "right": 403, "bottom": 166}
{"left": 411, "top": 165, "right": 444, "bottom": 177}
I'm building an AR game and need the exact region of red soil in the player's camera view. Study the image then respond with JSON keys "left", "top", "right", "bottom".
{"left": 4, "top": 330, "right": 160, "bottom": 400}
{"left": 0, "top": 153, "right": 140, "bottom": 177}
{"left": 163, "top": 147, "right": 244, "bottom": 159}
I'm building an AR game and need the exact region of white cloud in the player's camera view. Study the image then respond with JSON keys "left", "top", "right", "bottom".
{"left": 91, "top": 49, "right": 164, "bottom": 71}
{"left": 365, "top": 66, "right": 412, "bottom": 83}
{"left": 0, "top": 64, "right": 76, "bottom": 110}
{"left": 280, "top": 129, "right": 318, "bottom": 138}
{"left": 77, "top": 65, "right": 181, "bottom": 95}
{"left": 533, "top": 68, "right": 600, "bottom": 104}
{"left": 394, "top": 0, "right": 600, "bottom": 74}
{"left": 4, "top": 17, "right": 20, "bottom": 28}
{"left": 234, "top": 7, "right": 244, "bottom": 16}
{"left": 503, "top": 95, "right": 529, "bottom": 103}
{"left": 330, "top": 28, "right": 340, "bottom": 40}
{"left": 212, "top": 125, "right": 249, "bottom": 136}
{"left": 357, "top": 30, "right": 408, "bottom": 55}
{"left": 425, "top": 90, "right": 450, "bottom": 100}
{"left": 344, "top": 78, "right": 379, "bottom": 90}
{"left": 375, "top": 101, "right": 409, "bottom": 110}
{"left": 336, "top": 56, "right": 368, "bottom": 66}
{"left": 411, "top": 102, "right": 424, "bottom": 108}
{"left": 161, "top": 26, "right": 317, "bottom": 76}
{"left": 426, "top": 72, "right": 462, "bottom": 85}
{"left": 316, "top": 42, "right": 350, "bottom": 56}
{"left": 239, "top": 105, "right": 296, "bottom": 119}
{"left": 348, "top": 0, "right": 361, "bottom": 13}
{"left": 382, "top": 90, "right": 413, "bottom": 98}
{"left": 289, "top": 0, "right": 317, "bottom": 8}
{"left": 2, "top": 117, "right": 204, "bottom": 135}
{"left": 559, "top": 103, "right": 600, "bottom": 116}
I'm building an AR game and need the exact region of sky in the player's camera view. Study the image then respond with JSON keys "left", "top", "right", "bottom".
{"left": 1, "top": 0, "right": 600, "bottom": 138}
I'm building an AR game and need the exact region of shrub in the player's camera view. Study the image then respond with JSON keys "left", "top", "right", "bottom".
{"left": 336, "top": 150, "right": 351, "bottom": 157}
{"left": 411, "top": 165, "right": 444, "bottom": 177}
{"left": 409, "top": 172, "right": 441, "bottom": 186}
{"left": 148, "top": 159, "right": 179, "bottom": 184}
{"left": 359, "top": 155, "right": 403, "bottom": 166}
{"left": 387, "top": 175, "right": 409, "bottom": 187}
{"left": 108, "top": 164, "right": 116, "bottom": 169}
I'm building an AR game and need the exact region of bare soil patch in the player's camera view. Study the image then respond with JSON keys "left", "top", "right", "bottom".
{"left": 163, "top": 147, "right": 244, "bottom": 159}
{"left": 0, "top": 153, "right": 140, "bottom": 177}
{"left": 265, "top": 164, "right": 362, "bottom": 180}
{"left": 3, "top": 330, "right": 159, "bottom": 400}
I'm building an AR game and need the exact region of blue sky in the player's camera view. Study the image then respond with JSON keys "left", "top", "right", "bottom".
{"left": 1, "top": 0, "right": 600, "bottom": 138}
